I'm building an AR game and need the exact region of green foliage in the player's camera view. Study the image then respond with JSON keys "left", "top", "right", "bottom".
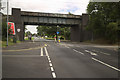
{"left": 37, "top": 26, "right": 71, "bottom": 40}
{"left": 25, "top": 31, "right": 32, "bottom": 37}
{"left": 37, "top": 26, "right": 56, "bottom": 37}
{"left": 2, "top": 17, "right": 7, "bottom": 41}
{"left": 86, "top": 2, "right": 119, "bottom": 43}
{"left": 2, "top": 16, "right": 14, "bottom": 41}
{"left": 106, "top": 22, "right": 118, "bottom": 43}
{"left": 61, "top": 27, "right": 71, "bottom": 40}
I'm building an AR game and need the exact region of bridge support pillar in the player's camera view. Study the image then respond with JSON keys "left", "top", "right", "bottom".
{"left": 71, "top": 25, "right": 81, "bottom": 42}
{"left": 12, "top": 8, "right": 24, "bottom": 41}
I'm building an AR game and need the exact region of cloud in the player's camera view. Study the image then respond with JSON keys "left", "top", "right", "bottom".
{"left": 1, "top": 0, "right": 90, "bottom": 34}
{"left": 25, "top": 25, "right": 38, "bottom": 34}
{"left": 2, "top": 0, "right": 90, "bottom": 15}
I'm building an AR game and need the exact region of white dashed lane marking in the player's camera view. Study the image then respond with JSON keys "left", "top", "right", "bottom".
{"left": 44, "top": 45, "right": 57, "bottom": 78}
{"left": 52, "top": 72, "right": 56, "bottom": 78}
{"left": 49, "top": 63, "right": 53, "bottom": 67}
{"left": 73, "top": 49, "right": 84, "bottom": 55}
{"left": 92, "top": 50, "right": 110, "bottom": 55}
{"left": 50, "top": 67, "right": 54, "bottom": 72}
{"left": 85, "top": 50, "right": 97, "bottom": 56}
{"left": 65, "top": 46, "right": 70, "bottom": 48}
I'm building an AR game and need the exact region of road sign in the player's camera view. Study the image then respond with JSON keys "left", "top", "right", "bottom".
{"left": 8, "top": 22, "right": 16, "bottom": 35}
{"left": 17, "top": 28, "right": 21, "bottom": 32}
{"left": 57, "top": 32, "right": 59, "bottom": 34}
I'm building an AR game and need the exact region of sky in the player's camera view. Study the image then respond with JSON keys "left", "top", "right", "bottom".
{"left": 1, "top": 0, "right": 90, "bottom": 34}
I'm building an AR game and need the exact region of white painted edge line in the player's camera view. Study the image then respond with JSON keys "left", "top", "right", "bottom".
{"left": 73, "top": 49, "right": 84, "bottom": 55}
{"left": 41, "top": 48, "right": 43, "bottom": 56}
{"left": 92, "top": 57, "right": 120, "bottom": 72}
{"left": 52, "top": 72, "right": 56, "bottom": 78}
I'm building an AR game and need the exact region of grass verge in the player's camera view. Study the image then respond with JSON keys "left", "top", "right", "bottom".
{"left": 2, "top": 40, "right": 21, "bottom": 48}
{"left": 24, "top": 37, "right": 34, "bottom": 41}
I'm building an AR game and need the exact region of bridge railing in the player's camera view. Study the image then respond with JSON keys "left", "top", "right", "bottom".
{"left": 21, "top": 11, "right": 81, "bottom": 19}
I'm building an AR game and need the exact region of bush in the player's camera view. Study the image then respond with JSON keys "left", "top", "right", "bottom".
{"left": 106, "top": 22, "right": 118, "bottom": 43}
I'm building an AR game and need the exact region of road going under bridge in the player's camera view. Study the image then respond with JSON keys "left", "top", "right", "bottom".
{"left": 9, "top": 8, "right": 90, "bottom": 42}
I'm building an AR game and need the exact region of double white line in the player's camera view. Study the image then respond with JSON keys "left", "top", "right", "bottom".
{"left": 40, "top": 47, "right": 50, "bottom": 56}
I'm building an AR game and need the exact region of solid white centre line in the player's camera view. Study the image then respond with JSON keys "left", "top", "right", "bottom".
{"left": 85, "top": 50, "right": 97, "bottom": 56}
{"left": 52, "top": 72, "right": 56, "bottom": 78}
{"left": 41, "top": 48, "right": 43, "bottom": 56}
{"left": 92, "top": 57, "right": 120, "bottom": 72}
{"left": 73, "top": 49, "right": 84, "bottom": 55}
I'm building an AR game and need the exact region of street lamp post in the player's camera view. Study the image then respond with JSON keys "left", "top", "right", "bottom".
{"left": 89, "top": 4, "right": 98, "bottom": 42}
{"left": 6, "top": 0, "right": 9, "bottom": 46}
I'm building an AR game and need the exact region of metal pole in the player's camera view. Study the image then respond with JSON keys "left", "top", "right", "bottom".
{"left": 56, "top": 26, "right": 57, "bottom": 42}
{"left": 56, "top": 25, "right": 59, "bottom": 42}
{"left": 6, "top": 0, "right": 9, "bottom": 46}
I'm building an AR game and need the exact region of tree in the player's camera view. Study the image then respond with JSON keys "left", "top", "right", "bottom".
{"left": 0, "top": 0, "right": 2, "bottom": 10}
{"left": 2, "top": 16, "right": 7, "bottom": 41}
{"left": 106, "top": 22, "right": 118, "bottom": 43}
{"left": 37, "top": 26, "right": 56, "bottom": 37}
{"left": 25, "top": 31, "right": 32, "bottom": 37}
{"left": 37, "top": 26, "right": 71, "bottom": 40}
{"left": 86, "top": 2, "right": 119, "bottom": 43}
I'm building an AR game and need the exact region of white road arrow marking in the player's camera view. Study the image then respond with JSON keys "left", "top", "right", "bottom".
{"left": 85, "top": 50, "right": 97, "bottom": 56}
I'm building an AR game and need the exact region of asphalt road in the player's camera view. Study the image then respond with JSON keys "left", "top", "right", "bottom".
{"left": 2, "top": 38, "right": 119, "bottom": 79}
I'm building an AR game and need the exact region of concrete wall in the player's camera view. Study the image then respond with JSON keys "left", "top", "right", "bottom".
{"left": 81, "top": 14, "right": 91, "bottom": 41}
{"left": 70, "top": 25, "right": 80, "bottom": 42}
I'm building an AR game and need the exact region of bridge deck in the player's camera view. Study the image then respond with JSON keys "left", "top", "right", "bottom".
{"left": 21, "top": 11, "right": 81, "bottom": 19}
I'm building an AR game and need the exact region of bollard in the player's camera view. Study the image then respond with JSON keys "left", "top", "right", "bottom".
{"left": 58, "top": 39, "right": 60, "bottom": 43}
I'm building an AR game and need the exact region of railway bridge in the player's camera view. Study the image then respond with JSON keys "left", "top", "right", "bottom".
{"left": 9, "top": 8, "right": 90, "bottom": 41}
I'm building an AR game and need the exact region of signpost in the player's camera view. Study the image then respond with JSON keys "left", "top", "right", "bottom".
{"left": 8, "top": 22, "right": 16, "bottom": 43}
{"left": 17, "top": 28, "right": 20, "bottom": 32}
{"left": 6, "top": 0, "right": 9, "bottom": 46}
{"left": 57, "top": 31, "right": 59, "bottom": 34}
